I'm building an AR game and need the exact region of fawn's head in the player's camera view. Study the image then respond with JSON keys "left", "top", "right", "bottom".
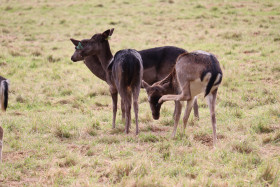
{"left": 70, "top": 28, "right": 114, "bottom": 62}
{"left": 142, "top": 80, "right": 170, "bottom": 120}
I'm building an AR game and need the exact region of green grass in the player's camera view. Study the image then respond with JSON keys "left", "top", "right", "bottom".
{"left": 1, "top": 0, "right": 280, "bottom": 186}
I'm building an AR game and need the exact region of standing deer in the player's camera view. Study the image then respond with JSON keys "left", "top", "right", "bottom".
{"left": 0, "top": 76, "right": 8, "bottom": 162}
{"left": 0, "top": 76, "right": 9, "bottom": 112}
{"left": 70, "top": 29, "right": 199, "bottom": 127}
{"left": 143, "top": 51, "right": 222, "bottom": 145}
{"left": 107, "top": 49, "right": 143, "bottom": 134}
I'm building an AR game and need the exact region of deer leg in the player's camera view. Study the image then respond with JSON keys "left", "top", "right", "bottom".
{"left": 208, "top": 89, "right": 218, "bottom": 146}
{"left": 171, "top": 101, "right": 182, "bottom": 138}
{"left": 132, "top": 89, "right": 140, "bottom": 135}
{"left": 121, "top": 90, "right": 132, "bottom": 134}
{"left": 173, "top": 101, "right": 180, "bottom": 119}
{"left": 0, "top": 126, "right": 3, "bottom": 163}
{"left": 124, "top": 101, "right": 132, "bottom": 134}
{"left": 121, "top": 99, "right": 125, "bottom": 122}
{"left": 110, "top": 89, "right": 118, "bottom": 129}
{"left": 159, "top": 81, "right": 191, "bottom": 103}
{"left": 193, "top": 96, "right": 199, "bottom": 119}
{"left": 183, "top": 98, "right": 194, "bottom": 132}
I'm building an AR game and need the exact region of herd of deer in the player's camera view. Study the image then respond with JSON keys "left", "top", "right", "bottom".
{"left": 0, "top": 28, "right": 223, "bottom": 162}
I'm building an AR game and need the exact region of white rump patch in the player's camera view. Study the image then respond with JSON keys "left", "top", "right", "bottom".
{"left": 214, "top": 73, "right": 221, "bottom": 85}
{"left": 190, "top": 74, "right": 211, "bottom": 97}
{"left": 202, "top": 72, "right": 212, "bottom": 83}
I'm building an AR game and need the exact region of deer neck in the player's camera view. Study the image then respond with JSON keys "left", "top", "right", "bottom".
{"left": 83, "top": 55, "right": 107, "bottom": 82}
{"left": 97, "top": 43, "right": 113, "bottom": 71}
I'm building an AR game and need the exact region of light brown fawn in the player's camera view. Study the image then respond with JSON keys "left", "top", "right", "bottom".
{"left": 143, "top": 51, "right": 222, "bottom": 145}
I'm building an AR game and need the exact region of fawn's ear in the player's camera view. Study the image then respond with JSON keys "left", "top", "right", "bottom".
{"left": 142, "top": 80, "right": 150, "bottom": 90}
{"left": 162, "top": 81, "right": 171, "bottom": 90}
{"left": 102, "top": 28, "right": 114, "bottom": 40}
{"left": 70, "top": 38, "right": 80, "bottom": 46}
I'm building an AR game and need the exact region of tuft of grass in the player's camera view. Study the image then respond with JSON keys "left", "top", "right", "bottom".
{"left": 16, "top": 95, "right": 25, "bottom": 103}
{"left": 258, "top": 164, "right": 278, "bottom": 185}
{"left": 86, "top": 149, "right": 95, "bottom": 156}
{"left": 158, "top": 143, "right": 170, "bottom": 160}
{"left": 87, "top": 128, "right": 97, "bottom": 136}
{"left": 252, "top": 121, "right": 274, "bottom": 134}
{"left": 194, "top": 4, "right": 205, "bottom": 9}
{"left": 55, "top": 125, "right": 73, "bottom": 139}
{"left": 59, "top": 157, "right": 77, "bottom": 167}
{"left": 232, "top": 140, "right": 255, "bottom": 154}
{"left": 139, "top": 133, "right": 160, "bottom": 142}
{"left": 160, "top": 117, "right": 173, "bottom": 126}
{"left": 98, "top": 136, "right": 120, "bottom": 144}
{"left": 109, "top": 126, "right": 124, "bottom": 134}
{"left": 221, "top": 32, "right": 242, "bottom": 41}
{"left": 113, "top": 162, "right": 134, "bottom": 183}
{"left": 263, "top": 131, "right": 280, "bottom": 144}
{"left": 47, "top": 55, "right": 60, "bottom": 63}
{"left": 32, "top": 50, "right": 42, "bottom": 56}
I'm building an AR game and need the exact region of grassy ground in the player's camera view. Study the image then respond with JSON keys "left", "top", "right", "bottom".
{"left": 0, "top": 0, "right": 280, "bottom": 186}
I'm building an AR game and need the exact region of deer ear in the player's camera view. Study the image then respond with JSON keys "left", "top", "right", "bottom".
{"left": 142, "top": 80, "right": 150, "bottom": 90}
{"left": 102, "top": 28, "right": 114, "bottom": 40}
{"left": 70, "top": 38, "right": 80, "bottom": 46}
{"left": 109, "top": 28, "right": 114, "bottom": 36}
{"left": 102, "top": 29, "right": 111, "bottom": 39}
{"left": 162, "top": 81, "right": 171, "bottom": 89}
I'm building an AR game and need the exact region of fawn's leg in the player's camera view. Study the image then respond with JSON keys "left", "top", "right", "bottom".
{"left": 183, "top": 98, "right": 194, "bottom": 132}
{"left": 208, "top": 89, "right": 218, "bottom": 146}
{"left": 171, "top": 101, "right": 182, "bottom": 138}
{"left": 159, "top": 81, "right": 191, "bottom": 103}
{"left": 193, "top": 96, "right": 199, "bottom": 119}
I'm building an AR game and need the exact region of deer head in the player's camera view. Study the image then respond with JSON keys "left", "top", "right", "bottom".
{"left": 142, "top": 80, "right": 170, "bottom": 120}
{"left": 70, "top": 28, "right": 114, "bottom": 62}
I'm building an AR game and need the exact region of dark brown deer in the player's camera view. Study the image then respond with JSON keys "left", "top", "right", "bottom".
{"left": 0, "top": 76, "right": 9, "bottom": 112}
{"left": 107, "top": 49, "right": 143, "bottom": 134}
{"left": 70, "top": 29, "right": 199, "bottom": 123}
{"left": 143, "top": 51, "right": 222, "bottom": 145}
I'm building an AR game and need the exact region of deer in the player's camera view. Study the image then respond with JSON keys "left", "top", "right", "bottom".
{"left": 0, "top": 126, "right": 3, "bottom": 163}
{"left": 70, "top": 29, "right": 199, "bottom": 126}
{"left": 142, "top": 50, "right": 222, "bottom": 145}
{"left": 0, "top": 76, "right": 8, "bottom": 162}
{"left": 0, "top": 76, "right": 9, "bottom": 112}
{"left": 107, "top": 49, "right": 143, "bottom": 134}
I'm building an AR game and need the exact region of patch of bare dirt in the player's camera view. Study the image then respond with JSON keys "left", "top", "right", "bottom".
{"left": 194, "top": 134, "right": 225, "bottom": 146}
{"left": 3, "top": 150, "right": 35, "bottom": 162}
{"left": 259, "top": 144, "right": 280, "bottom": 158}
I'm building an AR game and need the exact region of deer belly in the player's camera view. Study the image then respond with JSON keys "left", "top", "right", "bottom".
{"left": 143, "top": 67, "right": 157, "bottom": 83}
{"left": 190, "top": 78, "right": 208, "bottom": 97}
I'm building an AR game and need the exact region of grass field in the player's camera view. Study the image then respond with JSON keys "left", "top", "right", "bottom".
{"left": 0, "top": 0, "right": 280, "bottom": 186}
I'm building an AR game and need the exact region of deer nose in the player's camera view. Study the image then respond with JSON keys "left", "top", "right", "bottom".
{"left": 71, "top": 56, "right": 75, "bottom": 62}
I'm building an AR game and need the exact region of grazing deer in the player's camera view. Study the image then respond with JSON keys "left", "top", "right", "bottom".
{"left": 0, "top": 76, "right": 9, "bottom": 112}
{"left": 70, "top": 29, "right": 199, "bottom": 123}
{"left": 143, "top": 51, "right": 222, "bottom": 145}
{"left": 0, "top": 126, "right": 3, "bottom": 163}
{"left": 107, "top": 49, "right": 143, "bottom": 134}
